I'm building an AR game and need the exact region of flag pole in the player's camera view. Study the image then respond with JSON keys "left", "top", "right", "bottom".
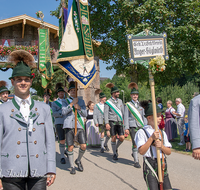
{"left": 148, "top": 67, "right": 163, "bottom": 190}
{"left": 75, "top": 81, "right": 78, "bottom": 136}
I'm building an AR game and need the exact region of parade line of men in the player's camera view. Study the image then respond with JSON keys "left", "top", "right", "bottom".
{"left": 0, "top": 50, "right": 175, "bottom": 190}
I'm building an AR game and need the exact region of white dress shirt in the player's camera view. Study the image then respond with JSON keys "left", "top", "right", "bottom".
{"left": 176, "top": 103, "right": 185, "bottom": 118}
{"left": 15, "top": 95, "right": 31, "bottom": 122}
{"left": 131, "top": 100, "right": 139, "bottom": 108}
{"left": 134, "top": 125, "right": 172, "bottom": 158}
{"left": 98, "top": 102, "right": 104, "bottom": 112}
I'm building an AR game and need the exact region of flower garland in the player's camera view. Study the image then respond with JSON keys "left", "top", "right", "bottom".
{"left": 0, "top": 45, "right": 55, "bottom": 57}
{"left": 36, "top": 11, "right": 43, "bottom": 19}
{"left": 149, "top": 55, "right": 166, "bottom": 74}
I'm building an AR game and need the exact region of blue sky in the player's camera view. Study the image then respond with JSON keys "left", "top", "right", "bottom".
{"left": 0, "top": 0, "right": 115, "bottom": 88}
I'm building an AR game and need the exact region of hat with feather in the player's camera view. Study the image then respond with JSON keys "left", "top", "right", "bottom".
{"left": 44, "top": 89, "right": 52, "bottom": 96}
{"left": 8, "top": 50, "right": 35, "bottom": 80}
{"left": 105, "top": 83, "right": 119, "bottom": 94}
{"left": 0, "top": 81, "right": 10, "bottom": 94}
{"left": 95, "top": 89, "right": 106, "bottom": 99}
{"left": 140, "top": 100, "right": 162, "bottom": 117}
{"left": 68, "top": 81, "right": 75, "bottom": 92}
{"left": 56, "top": 83, "right": 65, "bottom": 93}
{"left": 128, "top": 82, "right": 139, "bottom": 94}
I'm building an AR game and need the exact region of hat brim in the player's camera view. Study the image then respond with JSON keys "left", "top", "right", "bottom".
{"left": 0, "top": 89, "right": 10, "bottom": 94}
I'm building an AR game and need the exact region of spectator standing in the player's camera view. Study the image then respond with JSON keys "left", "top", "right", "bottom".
{"left": 165, "top": 100, "right": 177, "bottom": 141}
{"left": 172, "top": 98, "right": 185, "bottom": 145}
{"left": 86, "top": 101, "right": 101, "bottom": 146}
{"left": 182, "top": 115, "right": 191, "bottom": 152}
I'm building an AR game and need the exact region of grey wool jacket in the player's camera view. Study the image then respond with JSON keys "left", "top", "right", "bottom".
{"left": 0, "top": 98, "right": 56, "bottom": 178}
{"left": 104, "top": 97, "right": 124, "bottom": 124}
{"left": 124, "top": 101, "right": 147, "bottom": 130}
{"left": 52, "top": 99, "right": 67, "bottom": 125}
{"left": 188, "top": 95, "right": 200, "bottom": 150}
{"left": 93, "top": 104, "right": 104, "bottom": 125}
{"left": 62, "top": 98, "right": 87, "bottom": 129}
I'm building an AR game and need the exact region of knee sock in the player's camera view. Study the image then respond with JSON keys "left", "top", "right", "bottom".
{"left": 67, "top": 151, "right": 74, "bottom": 168}
{"left": 104, "top": 136, "right": 110, "bottom": 147}
{"left": 100, "top": 138, "right": 104, "bottom": 149}
{"left": 116, "top": 139, "right": 123, "bottom": 149}
{"left": 59, "top": 143, "right": 65, "bottom": 159}
{"left": 132, "top": 148, "right": 138, "bottom": 162}
{"left": 111, "top": 141, "right": 116, "bottom": 155}
{"left": 77, "top": 148, "right": 85, "bottom": 162}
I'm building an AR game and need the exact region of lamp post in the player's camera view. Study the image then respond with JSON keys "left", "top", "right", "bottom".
{"left": 121, "top": 90, "right": 124, "bottom": 104}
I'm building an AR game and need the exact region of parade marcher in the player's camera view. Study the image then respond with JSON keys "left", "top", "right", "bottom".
{"left": 43, "top": 89, "right": 52, "bottom": 107}
{"left": 0, "top": 50, "right": 56, "bottom": 190}
{"left": 93, "top": 89, "right": 110, "bottom": 153}
{"left": 188, "top": 94, "right": 200, "bottom": 160}
{"left": 52, "top": 83, "right": 67, "bottom": 164}
{"left": 86, "top": 101, "right": 101, "bottom": 147}
{"left": 0, "top": 81, "right": 10, "bottom": 104}
{"left": 135, "top": 101, "right": 172, "bottom": 190}
{"left": 104, "top": 83, "right": 124, "bottom": 160}
{"left": 62, "top": 81, "right": 87, "bottom": 175}
{"left": 172, "top": 98, "right": 185, "bottom": 145}
{"left": 124, "top": 82, "right": 147, "bottom": 168}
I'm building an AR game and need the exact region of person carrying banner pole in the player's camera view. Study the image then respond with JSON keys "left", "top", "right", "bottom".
{"left": 124, "top": 82, "right": 147, "bottom": 168}
{"left": 62, "top": 81, "right": 87, "bottom": 175}
{"left": 104, "top": 83, "right": 124, "bottom": 160}
{"left": 93, "top": 89, "right": 110, "bottom": 153}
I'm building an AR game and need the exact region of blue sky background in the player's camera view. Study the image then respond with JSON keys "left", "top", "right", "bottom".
{"left": 0, "top": 0, "right": 115, "bottom": 88}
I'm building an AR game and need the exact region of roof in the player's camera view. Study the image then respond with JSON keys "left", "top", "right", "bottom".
{"left": 0, "top": 14, "right": 59, "bottom": 38}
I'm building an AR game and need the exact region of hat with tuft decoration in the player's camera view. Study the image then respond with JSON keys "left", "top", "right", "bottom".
{"left": 8, "top": 50, "right": 35, "bottom": 80}
{"left": 128, "top": 82, "right": 139, "bottom": 94}
{"left": 95, "top": 89, "right": 106, "bottom": 99}
{"left": 0, "top": 81, "right": 10, "bottom": 94}
{"left": 105, "top": 83, "right": 119, "bottom": 94}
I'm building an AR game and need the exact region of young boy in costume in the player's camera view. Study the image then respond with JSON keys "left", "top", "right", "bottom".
{"left": 135, "top": 101, "right": 172, "bottom": 190}
{"left": 93, "top": 89, "right": 110, "bottom": 153}
{"left": 124, "top": 82, "right": 147, "bottom": 168}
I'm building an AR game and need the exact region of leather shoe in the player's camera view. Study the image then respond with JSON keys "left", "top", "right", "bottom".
{"left": 75, "top": 159, "right": 83, "bottom": 172}
{"left": 104, "top": 145, "right": 109, "bottom": 151}
{"left": 134, "top": 162, "right": 141, "bottom": 168}
{"left": 113, "top": 154, "right": 118, "bottom": 160}
{"left": 100, "top": 148, "right": 104, "bottom": 153}
{"left": 60, "top": 158, "right": 66, "bottom": 164}
{"left": 70, "top": 167, "right": 76, "bottom": 175}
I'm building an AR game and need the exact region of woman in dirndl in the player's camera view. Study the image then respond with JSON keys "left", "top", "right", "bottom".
{"left": 86, "top": 101, "right": 101, "bottom": 146}
{"left": 165, "top": 100, "right": 177, "bottom": 141}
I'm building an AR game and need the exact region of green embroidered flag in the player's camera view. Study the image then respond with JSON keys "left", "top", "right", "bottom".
{"left": 38, "top": 28, "right": 54, "bottom": 88}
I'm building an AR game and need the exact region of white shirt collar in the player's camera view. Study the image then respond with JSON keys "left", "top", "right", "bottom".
{"left": 15, "top": 95, "right": 31, "bottom": 106}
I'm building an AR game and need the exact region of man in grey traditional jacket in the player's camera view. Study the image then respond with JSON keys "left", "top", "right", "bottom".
{"left": 62, "top": 81, "right": 87, "bottom": 175}
{"left": 0, "top": 50, "right": 56, "bottom": 190}
{"left": 124, "top": 82, "right": 147, "bottom": 168}
{"left": 93, "top": 89, "right": 110, "bottom": 153}
{"left": 52, "top": 83, "right": 67, "bottom": 164}
{"left": 104, "top": 83, "right": 124, "bottom": 160}
{"left": 188, "top": 94, "right": 200, "bottom": 160}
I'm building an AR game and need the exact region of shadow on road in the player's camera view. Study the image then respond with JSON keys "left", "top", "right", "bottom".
{"left": 87, "top": 147, "right": 135, "bottom": 166}
{"left": 82, "top": 148, "right": 137, "bottom": 190}
{"left": 56, "top": 152, "right": 70, "bottom": 172}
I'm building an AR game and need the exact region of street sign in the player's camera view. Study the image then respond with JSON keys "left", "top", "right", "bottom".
{"left": 126, "top": 30, "right": 169, "bottom": 65}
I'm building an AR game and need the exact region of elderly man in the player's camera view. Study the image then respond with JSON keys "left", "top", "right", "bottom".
{"left": 0, "top": 81, "right": 10, "bottom": 104}
{"left": 172, "top": 98, "right": 185, "bottom": 145}
{"left": 0, "top": 50, "right": 56, "bottom": 190}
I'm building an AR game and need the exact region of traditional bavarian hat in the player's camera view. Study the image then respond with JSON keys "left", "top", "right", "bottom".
{"left": 8, "top": 50, "right": 35, "bottom": 80}
{"left": 128, "top": 82, "right": 139, "bottom": 94}
{"left": 0, "top": 81, "right": 10, "bottom": 94}
{"left": 95, "top": 89, "right": 106, "bottom": 99}
{"left": 68, "top": 81, "right": 75, "bottom": 92}
{"left": 106, "top": 83, "right": 119, "bottom": 94}
{"left": 56, "top": 83, "right": 65, "bottom": 93}
{"left": 140, "top": 100, "right": 162, "bottom": 117}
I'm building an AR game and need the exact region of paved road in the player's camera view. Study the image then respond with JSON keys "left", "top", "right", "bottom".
{"left": 49, "top": 140, "right": 200, "bottom": 190}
